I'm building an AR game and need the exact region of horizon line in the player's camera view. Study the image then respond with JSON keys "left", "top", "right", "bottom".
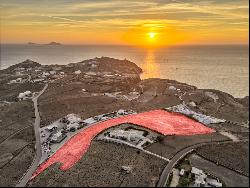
{"left": 1, "top": 43, "right": 249, "bottom": 47}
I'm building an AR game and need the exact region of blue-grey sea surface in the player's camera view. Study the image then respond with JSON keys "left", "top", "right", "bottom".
{"left": 0, "top": 44, "right": 248, "bottom": 98}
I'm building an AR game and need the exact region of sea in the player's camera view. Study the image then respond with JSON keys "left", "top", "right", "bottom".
{"left": 0, "top": 44, "right": 249, "bottom": 98}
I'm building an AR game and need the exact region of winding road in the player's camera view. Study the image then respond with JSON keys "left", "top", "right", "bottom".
{"left": 16, "top": 84, "right": 48, "bottom": 187}
{"left": 157, "top": 139, "right": 247, "bottom": 187}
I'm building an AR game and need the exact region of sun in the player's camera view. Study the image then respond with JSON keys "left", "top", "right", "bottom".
{"left": 148, "top": 32, "right": 156, "bottom": 39}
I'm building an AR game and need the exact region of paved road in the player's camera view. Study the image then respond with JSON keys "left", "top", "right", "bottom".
{"left": 157, "top": 140, "right": 246, "bottom": 187}
{"left": 16, "top": 84, "right": 48, "bottom": 187}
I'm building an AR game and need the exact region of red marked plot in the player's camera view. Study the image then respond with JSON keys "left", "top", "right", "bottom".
{"left": 31, "top": 110, "right": 214, "bottom": 179}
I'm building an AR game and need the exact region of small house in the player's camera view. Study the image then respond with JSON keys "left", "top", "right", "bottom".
{"left": 206, "top": 178, "right": 222, "bottom": 187}
{"left": 179, "top": 169, "right": 185, "bottom": 176}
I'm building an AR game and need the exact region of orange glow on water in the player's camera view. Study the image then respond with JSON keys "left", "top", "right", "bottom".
{"left": 141, "top": 50, "right": 160, "bottom": 79}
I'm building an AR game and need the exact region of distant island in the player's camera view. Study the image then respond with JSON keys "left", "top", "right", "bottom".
{"left": 27, "top": 42, "right": 38, "bottom": 45}
{"left": 27, "top": 42, "right": 62, "bottom": 45}
{"left": 46, "top": 42, "right": 61, "bottom": 45}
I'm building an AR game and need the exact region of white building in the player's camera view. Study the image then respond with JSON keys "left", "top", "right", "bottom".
{"left": 206, "top": 178, "right": 222, "bottom": 187}
{"left": 169, "top": 86, "right": 177, "bottom": 90}
{"left": 51, "top": 130, "right": 66, "bottom": 143}
{"left": 63, "top": 114, "right": 82, "bottom": 131}
{"left": 18, "top": 91, "right": 32, "bottom": 100}
{"left": 49, "top": 71, "right": 56, "bottom": 75}
{"left": 42, "top": 72, "right": 50, "bottom": 77}
{"left": 45, "top": 124, "right": 58, "bottom": 132}
{"left": 190, "top": 167, "right": 222, "bottom": 187}
{"left": 32, "top": 78, "right": 45, "bottom": 83}
{"left": 191, "top": 167, "right": 204, "bottom": 176}
{"left": 117, "top": 109, "right": 135, "bottom": 116}
{"left": 9, "top": 78, "right": 24, "bottom": 84}
{"left": 74, "top": 70, "right": 81, "bottom": 75}
{"left": 16, "top": 78, "right": 23, "bottom": 82}
{"left": 193, "top": 174, "right": 207, "bottom": 187}
{"left": 121, "top": 166, "right": 132, "bottom": 173}
{"left": 180, "top": 169, "right": 185, "bottom": 176}
{"left": 108, "top": 129, "right": 151, "bottom": 145}
{"left": 66, "top": 114, "right": 81, "bottom": 124}
{"left": 191, "top": 167, "right": 207, "bottom": 187}
{"left": 66, "top": 122, "right": 80, "bottom": 132}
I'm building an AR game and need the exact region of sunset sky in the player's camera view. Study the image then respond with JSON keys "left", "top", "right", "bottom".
{"left": 0, "top": 0, "right": 249, "bottom": 46}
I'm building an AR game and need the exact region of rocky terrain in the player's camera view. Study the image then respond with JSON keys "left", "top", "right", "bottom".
{"left": 0, "top": 57, "right": 248, "bottom": 187}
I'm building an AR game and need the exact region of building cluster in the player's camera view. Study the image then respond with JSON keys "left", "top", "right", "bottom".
{"left": 180, "top": 167, "right": 223, "bottom": 187}
{"left": 10, "top": 65, "right": 67, "bottom": 85}
{"left": 92, "top": 109, "right": 136, "bottom": 122}
{"left": 17, "top": 91, "right": 33, "bottom": 100}
{"left": 167, "top": 104, "right": 226, "bottom": 125}
{"left": 9, "top": 77, "right": 26, "bottom": 84}
{"left": 61, "top": 114, "right": 86, "bottom": 132}
{"left": 13, "top": 67, "right": 26, "bottom": 76}
{"left": 39, "top": 71, "right": 65, "bottom": 82}
{"left": 40, "top": 110, "right": 136, "bottom": 162}
{"left": 40, "top": 114, "right": 86, "bottom": 158}
{"left": 101, "top": 127, "right": 156, "bottom": 149}
{"left": 50, "top": 130, "right": 67, "bottom": 143}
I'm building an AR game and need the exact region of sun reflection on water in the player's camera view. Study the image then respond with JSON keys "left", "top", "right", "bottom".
{"left": 141, "top": 50, "right": 160, "bottom": 79}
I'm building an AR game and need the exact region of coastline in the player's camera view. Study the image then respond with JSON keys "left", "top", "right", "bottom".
{"left": 0, "top": 54, "right": 249, "bottom": 99}
{"left": 0, "top": 57, "right": 248, "bottom": 122}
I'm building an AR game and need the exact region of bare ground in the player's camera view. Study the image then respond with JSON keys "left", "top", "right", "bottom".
{"left": 196, "top": 141, "right": 249, "bottom": 176}
{"left": 28, "top": 141, "right": 167, "bottom": 187}
{"left": 145, "top": 133, "right": 229, "bottom": 159}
